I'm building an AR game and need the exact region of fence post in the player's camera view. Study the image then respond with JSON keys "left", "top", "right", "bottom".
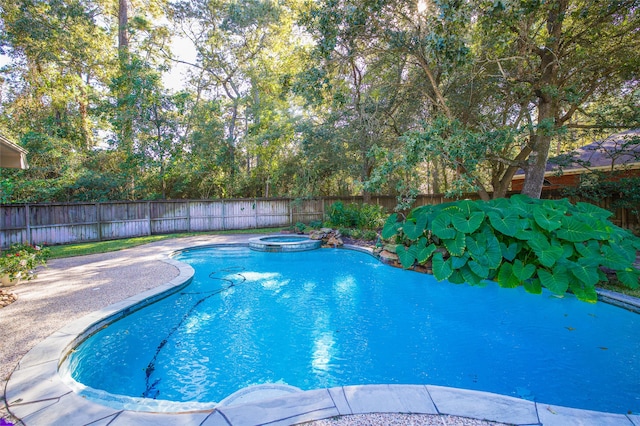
{"left": 289, "top": 199, "right": 293, "bottom": 225}
{"left": 25, "top": 204, "right": 31, "bottom": 244}
{"left": 147, "top": 201, "right": 152, "bottom": 236}
{"left": 186, "top": 200, "right": 192, "bottom": 233}
{"left": 254, "top": 198, "right": 258, "bottom": 229}
{"left": 222, "top": 199, "right": 226, "bottom": 230}
{"left": 96, "top": 202, "right": 102, "bottom": 241}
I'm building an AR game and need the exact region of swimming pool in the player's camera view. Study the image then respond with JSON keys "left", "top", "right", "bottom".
{"left": 62, "top": 246, "right": 640, "bottom": 414}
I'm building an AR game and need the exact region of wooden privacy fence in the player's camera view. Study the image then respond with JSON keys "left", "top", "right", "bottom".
{"left": 0, "top": 198, "right": 328, "bottom": 249}
{"left": 1, "top": 193, "right": 637, "bottom": 249}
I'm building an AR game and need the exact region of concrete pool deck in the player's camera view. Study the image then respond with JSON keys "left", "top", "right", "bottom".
{"left": 1, "top": 234, "right": 639, "bottom": 426}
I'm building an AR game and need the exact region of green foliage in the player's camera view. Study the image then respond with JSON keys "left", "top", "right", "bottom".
{"left": 0, "top": 243, "right": 51, "bottom": 281}
{"left": 564, "top": 174, "right": 640, "bottom": 229}
{"left": 327, "top": 201, "right": 386, "bottom": 230}
{"left": 383, "top": 195, "right": 640, "bottom": 302}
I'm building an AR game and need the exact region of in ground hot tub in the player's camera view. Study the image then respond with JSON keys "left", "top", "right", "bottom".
{"left": 248, "top": 235, "right": 321, "bottom": 252}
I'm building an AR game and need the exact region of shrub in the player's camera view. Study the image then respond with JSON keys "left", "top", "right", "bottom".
{"left": 0, "top": 243, "right": 51, "bottom": 282}
{"left": 362, "top": 230, "right": 379, "bottom": 241}
{"left": 357, "top": 203, "right": 387, "bottom": 229}
{"left": 309, "top": 220, "right": 323, "bottom": 229}
{"left": 328, "top": 201, "right": 360, "bottom": 228}
{"left": 327, "top": 201, "right": 386, "bottom": 229}
{"left": 382, "top": 195, "right": 640, "bottom": 302}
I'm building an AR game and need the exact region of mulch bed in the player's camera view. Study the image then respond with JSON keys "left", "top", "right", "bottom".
{"left": 0, "top": 289, "right": 17, "bottom": 308}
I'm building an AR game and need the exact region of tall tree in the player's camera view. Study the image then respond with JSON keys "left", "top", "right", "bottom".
{"left": 170, "top": 0, "right": 309, "bottom": 197}
{"left": 477, "top": 0, "right": 640, "bottom": 198}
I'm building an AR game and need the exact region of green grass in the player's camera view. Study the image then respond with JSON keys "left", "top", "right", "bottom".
{"left": 47, "top": 228, "right": 282, "bottom": 259}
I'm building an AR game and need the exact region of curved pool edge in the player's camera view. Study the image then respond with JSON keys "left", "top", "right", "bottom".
{"left": 248, "top": 235, "right": 322, "bottom": 252}
{"left": 5, "top": 243, "right": 640, "bottom": 426}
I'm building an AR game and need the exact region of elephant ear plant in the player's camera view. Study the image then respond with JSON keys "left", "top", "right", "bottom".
{"left": 382, "top": 195, "right": 640, "bottom": 302}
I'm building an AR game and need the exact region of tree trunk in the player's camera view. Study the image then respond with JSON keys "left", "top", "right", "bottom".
{"left": 520, "top": 0, "right": 567, "bottom": 199}
{"left": 118, "top": 0, "right": 129, "bottom": 52}
{"left": 78, "top": 80, "right": 93, "bottom": 150}
{"left": 521, "top": 111, "right": 553, "bottom": 199}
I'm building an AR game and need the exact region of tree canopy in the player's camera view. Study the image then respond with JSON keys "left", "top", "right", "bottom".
{"left": 1, "top": 0, "right": 638, "bottom": 205}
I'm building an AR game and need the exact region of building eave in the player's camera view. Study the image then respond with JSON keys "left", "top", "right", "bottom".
{"left": 0, "top": 134, "right": 29, "bottom": 169}
{"left": 511, "top": 162, "right": 640, "bottom": 181}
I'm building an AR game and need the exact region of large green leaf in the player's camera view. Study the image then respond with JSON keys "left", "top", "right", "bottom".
{"left": 512, "top": 259, "right": 536, "bottom": 281}
{"left": 580, "top": 215, "right": 610, "bottom": 240}
{"left": 467, "top": 234, "right": 487, "bottom": 257}
{"left": 508, "top": 194, "right": 534, "bottom": 217}
{"left": 484, "top": 232, "right": 503, "bottom": 269}
{"left": 575, "top": 201, "right": 613, "bottom": 220}
{"left": 448, "top": 269, "right": 466, "bottom": 284}
{"left": 382, "top": 213, "right": 400, "bottom": 239}
{"left": 500, "top": 242, "right": 519, "bottom": 262}
{"left": 574, "top": 240, "right": 601, "bottom": 260}
{"left": 461, "top": 265, "right": 483, "bottom": 285}
{"left": 497, "top": 263, "right": 520, "bottom": 288}
{"left": 514, "top": 229, "right": 538, "bottom": 241}
{"left": 569, "top": 281, "right": 598, "bottom": 303}
{"left": 396, "top": 245, "right": 417, "bottom": 269}
{"left": 452, "top": 211, "right": 485, "bottom": 234}
{"left": 432, "top": 252, "right": 453, "bottom": 281}
{"left": 538, "top": 269, "right": 569, "bottom": 295}
{"left": 487, "top": 197, "right": 511, "bottom": 209}
{"left": 450, "top": 252, "right": 470, "bottom": 269}
{"left": 617, "top": 268, "right": 640, "bottom": 289}
{"left": 601, "top": 244, "right": 633, "bottom": 270}
{"left": 487, "top": 211, "right": 525, "bottom": 237}
{"left": 468, "top": 260, "right": 489, "bottom": 278}
{"left": 523, "top": 278, "right": 542, "bottom": 295}
{"left": 456, "top": 199, "right": 479, "bottom": 216}
{"left": 542, "top": 198, "right": 571, "bottom": 214}
{"left": 561, "top": 242, "right": 574, "bottom": 260}
{"left": 403, "top": 212, "right": 428, "bottom": 241}
{"left": 527, "top": 235, "right": 564, "bottom": 267}
{"left": 556, "top": 216, "right": 594, "bottom": 242}
{"left": 417, "top": 241, "right": 437, "bottom": 264}
{"left": 565, "top": 259, "right": 600, "bottom": 287}
{"left": 533, "top": 205, "right": 563, "bottom": 232}
{"left": 618, "top": 239, "right": 640, "bottom": 259}
{"left": 431, "top": 212, "right": 457, "bottom": 240}
{"left": 443, "top": 231, "right": 466, "bottom": 256}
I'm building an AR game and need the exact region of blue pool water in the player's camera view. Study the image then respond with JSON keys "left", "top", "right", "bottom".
{"left": 65, "top": 246, "right": 640, "bottom": 414}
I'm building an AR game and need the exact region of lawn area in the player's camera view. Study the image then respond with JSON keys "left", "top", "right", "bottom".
{"left": 47, "top": 228, "right": 282, "bottom": 259}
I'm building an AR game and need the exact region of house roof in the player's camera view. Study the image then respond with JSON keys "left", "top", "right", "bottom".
{"left": 549, "top": 128, "right": 640, "bottom": 171}
{"left": 0, "top": 134, "right": 29, "bottom": 169}
{"left": 513, "top": 128, "right": 640, "bottom": 180}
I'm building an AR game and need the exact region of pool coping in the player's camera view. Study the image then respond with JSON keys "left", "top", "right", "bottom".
{"left": 5, "top": 243, "right": 640, "bottom": 426}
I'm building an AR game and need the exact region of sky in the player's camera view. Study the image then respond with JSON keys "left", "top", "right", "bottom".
{"left": 0, "top": 36, "right": 198, "bottom": 93}
{"left": 162, "top": 36, "right": 198, "bottom": 92}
